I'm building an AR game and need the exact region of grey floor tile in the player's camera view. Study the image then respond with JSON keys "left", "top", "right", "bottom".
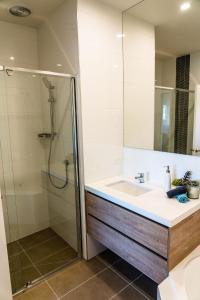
{"left": 111, "top": 260, "right": 141, "bottom": 283}
{"left": 61, "top": 268, "right": 127, "bottom": 300}
{"left": 11, "top": 266, "right": 40, "bottom": 294}
{"left": 35, "top": 247, "right": 78, "bottom": 275}
{"left": 9, "top": 252, "right": 32, "bottom": 273}
{"left": 98, "top": 249, "right": 121, "bottom": 266}
{"left": 7, "top": 241, "right": 22, "bottom": 257}
{"left": 26, "top": 235, "right": 69, "bottom": 263}
{"left": 48, "top": 258, "right": 106, "bottom": 297}
{"left": 132, "top": 275, "right": 158, "bottom": 300}
{"left": 14, "top": 282, "right": 57, "bottom": 300}
{"left": 112, "top": 285, "right": 148, "bottom": 300}
{"left": 19, "top": 228, "right": 56, "bottom": 250}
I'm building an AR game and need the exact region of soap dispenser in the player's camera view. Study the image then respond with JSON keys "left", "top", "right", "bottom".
{"left": 164, "top": 166, "right": 171, "bottom": 192}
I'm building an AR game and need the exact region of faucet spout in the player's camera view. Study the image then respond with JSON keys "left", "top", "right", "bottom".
{"left": 135, "top": 173, "right": 145, "bottom": 183}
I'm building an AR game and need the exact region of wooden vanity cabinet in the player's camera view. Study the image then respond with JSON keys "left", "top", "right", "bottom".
{"left": 86, "top": 191, "right": 200, "bottom": 284}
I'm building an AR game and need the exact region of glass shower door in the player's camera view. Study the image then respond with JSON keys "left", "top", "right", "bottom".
{"left": 154, "top": 86, "right": 195, "bottom": 155}
{"left": 154, "top": 87, "right": 176, "bottom": 152}
{"left": 0, "top": 68, "right": 81, "bottom": 294}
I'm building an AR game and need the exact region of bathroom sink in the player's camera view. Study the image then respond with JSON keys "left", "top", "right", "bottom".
{"left": 106, "top": 180, "right": 151, "bottom": 197}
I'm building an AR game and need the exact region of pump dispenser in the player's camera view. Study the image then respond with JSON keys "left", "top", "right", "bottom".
{"left": 164, "top": 165, "right": 171, "bottom": 192}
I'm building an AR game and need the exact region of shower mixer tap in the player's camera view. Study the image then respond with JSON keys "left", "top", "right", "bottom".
{"left": 38, "top": 133, "right": 56, "bottom": 139}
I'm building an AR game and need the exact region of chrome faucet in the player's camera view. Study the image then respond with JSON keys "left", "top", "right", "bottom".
{"left": 135, "top": 173, "right": 145, "bottom": 183}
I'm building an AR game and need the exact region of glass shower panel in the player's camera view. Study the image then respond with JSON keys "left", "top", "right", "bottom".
{"left": 154, "top": 88, "right": 175, "bottom": 153}
{"left": 187, "top": 91, "right": 195, "bottom": 154}
{"left": 0, "top": 71, "right": 19, "bottom": 244}
{"left": 154, "top": 87, "right": 195, "bottom": 154}
{"left": 0, "top": 69, "right": 80, "bottom": 294}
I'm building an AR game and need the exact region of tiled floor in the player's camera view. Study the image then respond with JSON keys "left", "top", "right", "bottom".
{"left": 13, "top": 250, "right": 158, "bottom": 300}
{"left": 7, "top": 228, "right": 78, "bottom": 293}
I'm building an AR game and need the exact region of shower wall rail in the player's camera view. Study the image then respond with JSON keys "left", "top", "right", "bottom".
{"left": 155, "top": 85, "right": 195, "bottom": 94}
{"left": 0, "top": 65, "right": 77, "bottom": 78}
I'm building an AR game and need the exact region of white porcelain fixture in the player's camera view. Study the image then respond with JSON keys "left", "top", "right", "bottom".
{"left": 159, "top": 245, "right": 200, "bottom": 300}
{"left": 106, "top": 180, "right": 151, "bottom": 197}
{"left": 86, "top": 176, "right": 200, "bottom": 227}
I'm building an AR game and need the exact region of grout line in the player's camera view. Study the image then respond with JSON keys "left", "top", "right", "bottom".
{"left": 108, "top": 274, "right": 150, "bottom": 300}
{"left": 7, "top": 244, "right": 24, "bottom": 258}
{"left": 108, "top": 274, "right": 143, "bottom": 300}
{"left": 96, "top": 255, "right": 122, "bottom": 268}
{"left": 132, "top": 274, "right": 143, "bottom": 282}
{"left": 39, "top": 257, "right": 79, "bottom": 274}
{"left": 10, "top": 246, "right": 75, "bottom": 276}
{"left": 19, "top": 234, "right": 61, "bottom": 251}
{"left": 106, "top": 264, "right": 133, "bottom": 285}
{"left": 46, "top": 281, "right": 60, "bottom": 300}
{"left": 11, "top": 231, "right": 74, "bottom": 299}
{"left": 9, "top": 250, "right": 24, "bottom": 258}
{"left": 108, "top": 283, "right": 130, "bottom": 300}
{"left": 30, "top": 245, "right": 70, "bottom": 264}
{"left": 59, "top": 266, "right": 108, "bottom": 299}
{"left": 111, "top": 265, "right": 143, "bottom": 285}
{"left": 97, "top": 255, "right": 142, "bottom": 286}
{"left": 96, "top": 255, "right": 152, "bottom": 300}
{"left": 131, "top": 278, "right": 152, "bottom": 300}
{"left": 17, "top": 240, "right": 24, "bottom": 250}
{"left": 22, "top": 245, "right": 59, "bottom": 299}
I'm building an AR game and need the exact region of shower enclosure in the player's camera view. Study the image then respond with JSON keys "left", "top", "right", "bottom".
{"left": 0, "top": 66, "right": 81, "bottom": 294}
{"left": 154, "top": 86, "right": 195, "bottom": 154}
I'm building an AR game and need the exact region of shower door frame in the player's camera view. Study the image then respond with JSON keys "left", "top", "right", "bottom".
{"left": 0, "top": 65, "right": 82, "bottom": 294}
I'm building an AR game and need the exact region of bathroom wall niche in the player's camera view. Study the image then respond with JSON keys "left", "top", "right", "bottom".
{"left": 123, "top": 0, "right": 200, "bottom": 156}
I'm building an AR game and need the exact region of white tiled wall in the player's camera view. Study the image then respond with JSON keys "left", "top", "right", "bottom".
{"left": 78, "top": 0, "right": 124, "bottom": 183}
{"left": 0, "top": 21, "right": 38, "bottom": 68}
{"left": 77, "top": 0, "right": 124, "bottom": 258}
{"left": 38, "top": 0, "right": 79, "bottom": 74}
{"left": 123, "top": 13, "right": 155, "bottom": 150}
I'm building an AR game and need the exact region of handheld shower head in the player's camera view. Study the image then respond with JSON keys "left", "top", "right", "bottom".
{"left": 42, "top": 77, "right": 55, "bottom": 90}
{"left": 42, "top": 77, "right": 55, "bottom": 103}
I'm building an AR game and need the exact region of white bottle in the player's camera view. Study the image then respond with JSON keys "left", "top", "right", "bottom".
{"left": 164, "top": 166, "right": 171, "bottom": 192}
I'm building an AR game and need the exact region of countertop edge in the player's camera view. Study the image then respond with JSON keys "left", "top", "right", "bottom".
{"left": 85, "top": 185, "right": 200, "bottom": 228}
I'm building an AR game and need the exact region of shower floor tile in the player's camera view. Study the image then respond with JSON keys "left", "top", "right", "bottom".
{"left": 7, "top": 241, "right": 22, "bottom": 257}
{"left": 11, "top": 266, "right": 40, "bottom": 293}
{"left": 35, "top": 247, "right": 77, "bottom": 275}
{"left": 19, "top": 228, "right": 56, "bottom": 250}
{"left": 7, "top": 228, "right": 78, "bottom": 294}
{"left": 14, "top": 282, "right": 57, "bottom": 300}
{"left": 26, "top": 235, "right": 69, "bottom": 263}
{"left": 9, "top": 252, "right": 32, "bottom": 273}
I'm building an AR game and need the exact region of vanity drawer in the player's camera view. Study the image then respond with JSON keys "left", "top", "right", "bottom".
{"left": 86, "top": 192, "right": 168, "bottom": 258}
{"left": 87, "top": 215, "right": 168, "bottom": 283}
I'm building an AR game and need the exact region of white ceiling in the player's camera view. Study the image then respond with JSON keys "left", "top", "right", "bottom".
{"left": 125, "top": 0, "right": 200, "bottom": 57}
{"left": 0, "top": 0, "right": 65, "bottom": 27}
{"left": 101, "top": 0, "right": 142, "bottom": 10}
{"left": 0, "top": 0, "right": 141, "bottom": 28}
{"left": 0, "top": 0, "right": 142, "bottom": 28}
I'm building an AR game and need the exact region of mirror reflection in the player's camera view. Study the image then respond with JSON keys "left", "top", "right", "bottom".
{"left": 123, "top": 0, "right": 200, "bottom": 155}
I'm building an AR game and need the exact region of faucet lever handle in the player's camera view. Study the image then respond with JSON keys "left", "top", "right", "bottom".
{"left": 135, "top": 173, "right": 145, "bottom": 183}
{"left": 138, "top": 172, "right": 144, "bottom": 177}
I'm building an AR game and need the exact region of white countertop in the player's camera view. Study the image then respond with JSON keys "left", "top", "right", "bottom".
{"left": 85, "top": 176, "right": 200, "bottom": 227}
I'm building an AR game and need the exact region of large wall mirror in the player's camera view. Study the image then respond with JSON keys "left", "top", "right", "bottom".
{"left": 123, "top": 0, "right": 200, "bottom": 156}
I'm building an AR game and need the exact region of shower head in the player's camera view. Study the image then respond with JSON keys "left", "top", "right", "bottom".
{"left": 42, "top": 77, "right": 55, "bottom": 90}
